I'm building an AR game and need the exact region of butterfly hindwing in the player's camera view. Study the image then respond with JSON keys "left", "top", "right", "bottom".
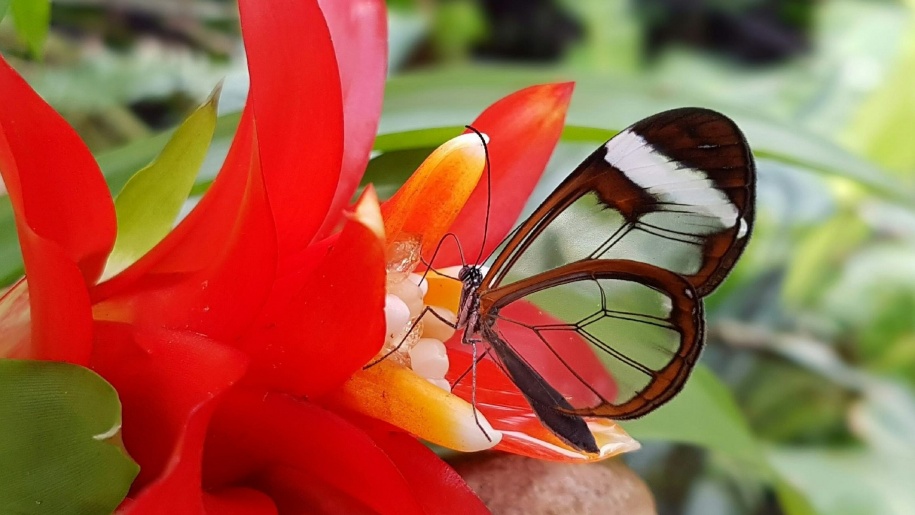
{"left": 481, "top": 259, "right": 704, "bottom": 420}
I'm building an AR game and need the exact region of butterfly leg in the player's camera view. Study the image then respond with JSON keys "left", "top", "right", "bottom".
{"left": 457, "top": 315, "right": 495, "bottom": 443}
{"left": 363, "top": 305, "right": 458, "bottom": 369}
{"left": 468, "top": 339, "right": 493, "bottom": 443}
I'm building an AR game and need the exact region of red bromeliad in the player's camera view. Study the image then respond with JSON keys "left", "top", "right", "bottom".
{"left": 0, "top": 0, "right": 636, "bottom": 512}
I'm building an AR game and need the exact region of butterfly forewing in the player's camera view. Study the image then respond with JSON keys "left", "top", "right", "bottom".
{"left": 485, "top": 108, "right": 755, "bottom": 296}
{"left": 480, "top": 259, "right": 703, "bottom": 420}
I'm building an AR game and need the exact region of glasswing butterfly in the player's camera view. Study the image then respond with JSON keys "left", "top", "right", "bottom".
{"left": 452, "top": 107, "right": 755, "bottom": 454}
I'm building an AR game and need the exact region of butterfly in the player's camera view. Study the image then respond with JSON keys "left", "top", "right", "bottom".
{"left": 454, "top": 107, "right": 755, "bottom": 453}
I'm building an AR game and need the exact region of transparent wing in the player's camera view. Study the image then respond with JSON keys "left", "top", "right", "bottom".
{"left": 480, "top": 259, "right": 703, "bottom": 420}
{"left": 485, "top": 108, "right": 755, "bottom": 296}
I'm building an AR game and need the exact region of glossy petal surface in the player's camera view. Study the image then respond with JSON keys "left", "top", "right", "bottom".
{"left": 90, "top": 322, "right": 248, "bottom": 499}
{"left": 315, "top": 0, "right": 388, "bottom": 238}
{"left": 240, "top": 0, "right": 344, "bottom": 259}
{"left": 241, "top": 191, "right": 386, "bottom": 397}
{"left": 204, "top": 390, "right": 426, "bottom": 515}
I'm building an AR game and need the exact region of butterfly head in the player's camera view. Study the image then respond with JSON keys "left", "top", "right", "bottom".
{"left": 457, "top": 264, "right": 484, "bottom": 287}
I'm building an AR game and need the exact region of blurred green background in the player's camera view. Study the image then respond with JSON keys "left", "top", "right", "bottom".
{"left": 2, "top": 1, "right": 914, "bottom": 514}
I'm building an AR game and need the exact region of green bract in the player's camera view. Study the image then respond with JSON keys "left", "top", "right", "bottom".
{"left": 104, "top": 85, "right": 220, "bottom": 279}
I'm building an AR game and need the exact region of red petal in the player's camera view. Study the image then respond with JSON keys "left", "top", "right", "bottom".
{"left": 204, "top": 390, "right": 426, "bottom": 515}
{"left": 244, "top": 468, "right": 379, "bottom": 514}
{"left": 366, "top": 428, "right": 489, "bottom": 515}
{"left": 434, "top": 83, "right": 573, "bottom": 266}
{"left": 314, "top": 0, "right": 388, "bottom": 238}
{"left": 0, "top": 55, "right": 116, "bottom": 283}
{"left": 12, "top": 239, "right": 93, "bottom": 363}
{"left": 93, "top": 148, "right": 277, "bottom": 342}
{"left": 239, "top": 0, "right": 345, "bottom": 259}
{"left": 0, "top": 56, "right": 115, "bottom": 363}
{"left": 239, "top": 203, "right": 385, "bottom": 397}
{"left": 97, "top": 0, "right": 344, "bottom": 299}
{"left": 202, "top": 489, "right": 278, "bottom": 515}
{"left": 90, "top": 322, "right": 248, "bottom": 501}
{"left": 92, "top": 106, "right": 259, "bottom": 300}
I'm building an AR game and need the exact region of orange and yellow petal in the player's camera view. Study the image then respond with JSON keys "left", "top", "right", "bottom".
{"left": 331, "top": 360, "right": 502, "bottom": 453}
{"left": 380, "top": 133, "right": 488, "bottom": 254}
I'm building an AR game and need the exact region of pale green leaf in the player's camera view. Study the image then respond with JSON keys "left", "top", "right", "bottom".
{"left": 104, "top": 85, "right": 221, "bottom": 279}
{"left": 842, "top": 24, "right": 915, "bottom": 173}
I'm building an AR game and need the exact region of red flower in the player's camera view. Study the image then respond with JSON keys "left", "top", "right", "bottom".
{"left": 0, "top": 0, "right": 489, "bottom": 511}
{"left": 0, "top": 1, "right": 637, "bottom": 513}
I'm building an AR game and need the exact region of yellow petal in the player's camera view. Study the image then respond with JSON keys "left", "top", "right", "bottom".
{"left": 333, "top": 360, "right": 502, "bottom": 452}
{"left": 381, "top": 133, "right": 487, "bottom": 254}
{"left": 423, "top": 267, "right": 464, "bottom": 314}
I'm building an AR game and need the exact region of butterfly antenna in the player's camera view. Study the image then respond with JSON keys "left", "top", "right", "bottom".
{"left": 419, "top": 232, "right": 465, "bottom": 283}
{"left": 465, "top": 125, "right": 492, "bottom": 265}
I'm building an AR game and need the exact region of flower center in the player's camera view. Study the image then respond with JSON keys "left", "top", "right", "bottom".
{"left": 380, "top": 236, "right": 457, "bottom": 391}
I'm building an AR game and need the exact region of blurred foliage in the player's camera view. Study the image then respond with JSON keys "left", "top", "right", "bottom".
{"left": 2, "top": 1, "right": 915, "bottom": 514}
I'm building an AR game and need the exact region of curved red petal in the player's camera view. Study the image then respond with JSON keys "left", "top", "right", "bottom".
{"left": 240, "top": 208, "right": 385, "bottom": 397}
{"left": 90, "top": 322, "right": 248, "bottom": 500}
{"left": 0, "top": 241, "right": 93, "bottom": 363}
{"left": 16, "top": 239, "right": 93, "bottom": 363}
{"left": 239, "top": 0, "right": 345, "bottom": 259}
{"left": 94, "top": 143, "right": 277, "bottom": 342}
{"left": 93, "top": 106, "right": 259, "bottom": 301}
{"left": 0, "top": 55, "right": 115, "bottom": 283}
{"left": 315, "top": 0, "right": 388, "bottom": 238}
{"left": 204, "top": 390, "right": 426, "bottom": 515}
{"left": 366, "top": 429, "right": 489, "bottom": 514}
{"left": 435, "top": 83, "right": 573, "bottom": 266}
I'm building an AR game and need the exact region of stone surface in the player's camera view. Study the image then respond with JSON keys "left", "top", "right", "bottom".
{"left": 450, "top": 453, "right": 656, "bottom": 515}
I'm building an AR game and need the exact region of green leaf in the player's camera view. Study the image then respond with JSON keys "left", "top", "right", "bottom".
{"left": 620, "top": 366, "right": 821, "bottom": 514}
{"left": 782, "top": 210, "right": 871, "bottom": 307}
{"left": 621, "top": 365, "right": 766, "bottom": 469}
{"left": 842, "top": 24, "right": 915, "bottom": 173}
{"left": 768, "top": 447, "right": 915, "bottom": 515}
{"left": 0, "top": 360, "right": 138, "bottom": 513}
{"left": 103, "top": 85, "right": 221, "bottom": 279}
{"left": 774, "top": 477, "right": 821, "bottom": 515}
{"left": 10, "top": 0, "right": 50, "bottom": 59}
{"left": 0, "top": 0, "right": 10, "bottom": 21}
